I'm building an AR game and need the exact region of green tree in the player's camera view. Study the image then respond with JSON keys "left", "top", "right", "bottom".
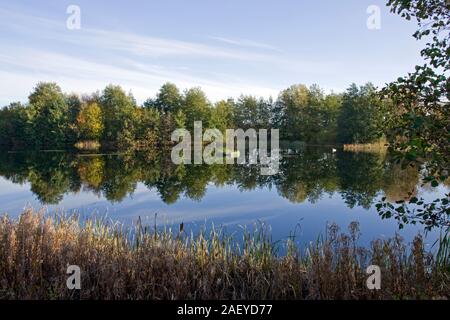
{"left": 182, "top": 87, "right": 211, "bottom": 130}
{"left": 234, "top": 95, "right": 258, "bottom": 130}
{"left": 304, "top": 84, "right": 326, "bottom": 143}
{"left": 135, "top": 107, "right": 160, "bottom": 148}
{"left": 145, "top": 82, "right": 182, "bottom": 114}
{"left": 159, "top": 112, "right": 177, "bottom": 146}
{"left": 100, "top": 85, "right": 137, "bottom": 146}
{"left": 275, "top": 84, "right": 309, "bottom": 141}
{"left": 27, "top": 82, "right": 69, "bottom": 147}
{"left": 320, "top": 93, "right": 342, "bottom": 143}
{"left": 210, "top": 99, "right": 234, "bottom": 132}
{"left": 174, "top": 109, "right": 187, "bottom": 129}
{"left": 233, "top": 95, "right": 273, "bottom": 130}
{"left": 337, "top": 83, "right": 383, "bottom": 144}
{"left": 256, "top": 97, "right": 273, "bottom": 129}
{"left": 0, "top": 102, "right": 28, "bottom": 148}
{"left": 275, "top": 84, "right": 338, "bottom": 143}
{"left": 65, "top": 94, "right": 82, "bottom": 142}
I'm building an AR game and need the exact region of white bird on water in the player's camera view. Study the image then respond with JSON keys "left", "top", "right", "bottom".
{"left": 332, "top": 148, "right": 337, "bottom": 153}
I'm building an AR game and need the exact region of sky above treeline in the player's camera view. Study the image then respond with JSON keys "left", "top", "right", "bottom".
{"left": 0, "top": 0, "right": 424, "bottom": 106}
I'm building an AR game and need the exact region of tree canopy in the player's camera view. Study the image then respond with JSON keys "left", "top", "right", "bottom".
{"left": 0, "top": 81, "right": 384, "bottom": 150}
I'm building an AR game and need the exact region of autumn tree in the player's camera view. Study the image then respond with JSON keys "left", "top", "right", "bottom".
{"left": 76, "top": 101, "right": 104, "bottom": 141}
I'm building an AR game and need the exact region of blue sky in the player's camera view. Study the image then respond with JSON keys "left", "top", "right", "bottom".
{"left": 0, "top": 0, "right": 424, "bottom": 105}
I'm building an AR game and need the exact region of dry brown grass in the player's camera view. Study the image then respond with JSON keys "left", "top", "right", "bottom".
{"left": 0, "top": 209, "right": 448, "bottom": 300}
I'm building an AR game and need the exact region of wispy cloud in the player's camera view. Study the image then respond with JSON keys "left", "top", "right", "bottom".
{"left": 0, "top": 7, "right": 341, "bottom": 105}
{"left": 209, "top": 36, "right": 283, "bottom": 52}
{"left": 0, "top": 8, "right": 273, "bottom": 62}
{"left": 0, "top": 47, "right": 280, "bottom": 105}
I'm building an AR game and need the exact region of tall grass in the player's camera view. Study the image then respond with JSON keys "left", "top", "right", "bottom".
{"left": 436, "top": 229, "right": 450, "bottom": 270}
{"left": 0, "top": 209, "right": 448, "bottom": 300}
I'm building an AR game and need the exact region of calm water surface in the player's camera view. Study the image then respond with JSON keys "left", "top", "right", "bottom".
{"left": 0, "top": 147, "right": 447, "bottom": 249}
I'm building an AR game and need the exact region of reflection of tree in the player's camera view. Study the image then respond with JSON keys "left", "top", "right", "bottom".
{"left": 0, "top": 152, "right": 30, "bottom": 184}
{"left": 182, "top": 165, "right": 211, "bottom": 201}
{"left": 234, "top": 165, "right": 262, "bottom": 191}
{"left": 382, "top": 159, "right": 419, "bottom": 202}
{"left": 274, "top": 148, "right": 339, "bottom": 203}
{"left": 77, "top": 156, "right": 105, "bottom": 190}
{"left": 337, "top": 151, "right": 385, "bottom": 209}
{"left": 28, "top": 170, "right": 70, "bottom": 204}
{"left": 24, "top": 152, "right": 75, "bottom": 204}
{"left": 153, "top": 162, "right": 185, "bottom": 204}
{"left": 0, "top": 148, "right": 428, "bottom": 211}
{"left": 100, "top": 155, "right": 141, "bottom": 202}
{"left": 209, "top": 164, "right": 233, "bottom": 187}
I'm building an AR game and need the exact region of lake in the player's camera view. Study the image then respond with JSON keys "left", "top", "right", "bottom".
{"left": 0, "top": 146, "right": 447, "bottom": 251}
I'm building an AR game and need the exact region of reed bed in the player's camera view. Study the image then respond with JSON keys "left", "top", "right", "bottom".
{"left": 0, "top": 209, "right": 448, "bottom": 300}
{"left": 343, "top": 140, "right": 388, "bottom": 153}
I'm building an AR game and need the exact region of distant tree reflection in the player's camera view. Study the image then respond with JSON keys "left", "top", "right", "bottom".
{"left": 0, "top": 148, "right": 427, "bottom": 211}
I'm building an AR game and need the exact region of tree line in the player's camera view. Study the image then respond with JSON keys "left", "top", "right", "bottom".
{"left": 0, "top": 82, "right": 386, "bottom": 150}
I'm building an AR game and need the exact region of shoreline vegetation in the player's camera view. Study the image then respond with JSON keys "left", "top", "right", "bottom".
{"left": 0, "top": 0, "right": 447, "bottom": 302}
{"left": 0, "top": 82, "right": 386, "bottom": 152}
{"left": 343, "top": 140, "right": 388, "bottom": 153}
{"left": 0, "top": 209, "right": 448, "bottom": 300}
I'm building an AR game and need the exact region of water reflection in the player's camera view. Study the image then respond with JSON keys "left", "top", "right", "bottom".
{"left": 0, "top": 147, "right": 422, "bottom": 209}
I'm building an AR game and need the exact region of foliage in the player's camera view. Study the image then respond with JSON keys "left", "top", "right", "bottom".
{"left": 377, "top": 0, "right": 450, "bottom": 229}
{"left": 100, "top": 85, "right": 137, "bottom": 146}
{"left": 0, "top": 102, "right": 28, "bottom": 148}
{"left": 337, "top": 83, "right": 384, "bottom": 144}
{"left": 383, "top": 0, "right": 449, "bottom": 182}
{"left": 182, "top": 87, "right": 211, "bottom": 131}
{"left": 210, "top": 99, "right": 234, "bottom": 134}
{"left": 76, "top": 101, "right": 104, "bottom": 141}
{"left": 0, "top": 210, "right": 448, "bottom": 299}
{"left": 275, "top": 84, "right": 350, "bottom": 143}
{"left": 0, "top": 81, "right": 388, "bottom": 150}
{"left": 26, "top": 82, "right": 69, "bottom": 147}
{"left": 144, "top": 82, "right": 182, "bottom": 114}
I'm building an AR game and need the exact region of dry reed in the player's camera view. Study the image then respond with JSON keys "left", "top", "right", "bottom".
{"left": 0, "top": 209, "right": 448, "bottom": 300}
{"left": 343, "top": 140, "right": 388, "bottom": 153}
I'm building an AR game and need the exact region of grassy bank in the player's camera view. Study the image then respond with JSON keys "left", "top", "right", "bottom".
{"left": 0, "top": 209, "right": 448, "bottom": 300}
